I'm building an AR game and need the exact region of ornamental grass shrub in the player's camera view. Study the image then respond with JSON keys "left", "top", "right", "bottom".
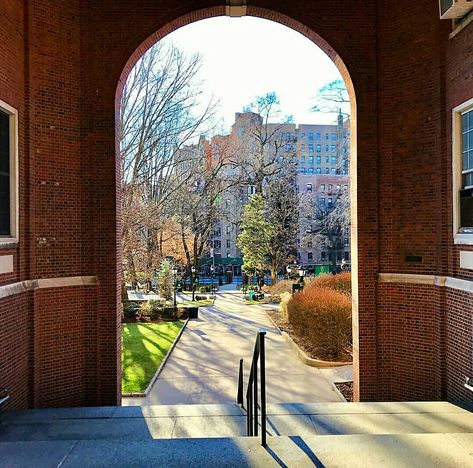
{"left": 287, "top": 285, "right": 352, "bottom": 360}
{"left": 310, "top": 272, "right": 351, "bottom": 295}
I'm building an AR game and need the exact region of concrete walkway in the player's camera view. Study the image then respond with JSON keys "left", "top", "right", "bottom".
{"left": 123, "top": 292, "right": 350, "bottom": 406}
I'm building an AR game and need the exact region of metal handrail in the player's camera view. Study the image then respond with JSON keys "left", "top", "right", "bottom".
{"left": 237, "top": 330, "right": 267, "bottom": 447}
{"left": 0, "top": 388, "right": 9, "bottom": 407}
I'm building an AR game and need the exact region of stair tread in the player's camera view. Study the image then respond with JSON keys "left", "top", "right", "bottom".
{"left": 1, "top": 434, "right": 473, "bottom": 467}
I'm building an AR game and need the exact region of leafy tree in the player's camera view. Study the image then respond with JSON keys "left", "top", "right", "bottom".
{"left": 237, "top": 194, "right": 274, "bottom": 279}
{"left": 158, "top": 260, "right": 173, "bottom": 301}
{"left": 265, "top": 172, "right": 299, "bottom": 283}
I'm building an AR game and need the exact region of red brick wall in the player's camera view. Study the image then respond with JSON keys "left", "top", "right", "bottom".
{"left": 0, "top": 0, "right": 472, "bottom": 409}
{"left": 0, "top": 292, "right": 32, "bottom": 410}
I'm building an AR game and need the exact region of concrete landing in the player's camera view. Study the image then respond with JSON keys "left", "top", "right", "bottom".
{"left": 2, "top": 402, "right": 473, "bottom": 441}
{"left": 1, "top": 433, "right": 473, "bottom": 467}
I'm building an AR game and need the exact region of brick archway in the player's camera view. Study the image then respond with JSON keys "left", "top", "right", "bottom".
{"left": 115, "top": 6, "right": 363, "bottom": 401}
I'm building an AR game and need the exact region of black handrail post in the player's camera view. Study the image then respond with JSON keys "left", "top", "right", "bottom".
{"left": 253, "top": 346, "right": 258, "bottom": 437}
{"left": 237, "top": 359, "right": 244, "bottom": 406}
{"left": 260, "top": 331, "right": 267, "bottom": 447}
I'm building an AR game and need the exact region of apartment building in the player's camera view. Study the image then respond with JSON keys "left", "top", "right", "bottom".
{"left": 175, "top": 111, "right": 350, "bottom": 271}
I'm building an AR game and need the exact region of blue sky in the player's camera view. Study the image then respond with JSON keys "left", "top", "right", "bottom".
{"left": 160, "top": 16, "right": 344, "bottom": 132}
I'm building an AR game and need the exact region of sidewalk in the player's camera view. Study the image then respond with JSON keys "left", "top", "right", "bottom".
{"left": 123, "top": 293, "right": 351, "bottom": 406}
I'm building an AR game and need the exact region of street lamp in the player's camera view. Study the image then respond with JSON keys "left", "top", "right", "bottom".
{"left": 191, "top": 265, "right": 196, "bottom": 302}
{"left": 210, "top": 265, "right": 214, "bottom": 294}
{"left": 172, "top": 266, "right": 178, "bottom": 307}
{"left": 298, "top": 266, "right": 306, "bottom": 290}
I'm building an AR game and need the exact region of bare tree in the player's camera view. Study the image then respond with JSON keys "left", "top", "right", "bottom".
{"left": 234, "top": 92, "right": 295, "bottom": 193}
{"left": 119, "top": 41, "right": 217, "bottom": 286}
{"left": 311, "top": 79, "right": 350, "bottom": 116}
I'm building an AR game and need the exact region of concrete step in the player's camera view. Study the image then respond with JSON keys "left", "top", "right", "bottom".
{"left": 1, "top": 433, "right": 473, "bottom": 467}
{"left": 2, "top": 402, "right": 473, "bottom": 442}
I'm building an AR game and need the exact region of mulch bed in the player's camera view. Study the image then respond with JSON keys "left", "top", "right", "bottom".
{"left": 266, "top": 308, "right": 352, "bottom": 362}
{"left": 335, "top": 381, "right": 353, "bottom": 402}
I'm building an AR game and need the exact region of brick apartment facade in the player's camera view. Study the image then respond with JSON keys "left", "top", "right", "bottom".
{"left": 176, "top": 112, "right": 350, "bottom": 270}
{"left": 0, "top": 0, "right": 473, "bottom": 409}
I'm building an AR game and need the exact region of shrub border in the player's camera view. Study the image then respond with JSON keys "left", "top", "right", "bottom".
{"left": 122, "top": 318, "right": 189, "bottom": 397}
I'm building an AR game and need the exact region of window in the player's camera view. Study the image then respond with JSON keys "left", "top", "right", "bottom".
{"left": 325, "top": 167, "right": 329, "bottom": 174}
{"left": 307, "top": 183, "right": 313, "bottom": 193}
{"left": 300, "top": 132, "right": 305, "bottom": 139}
{"left": 328, "top": 184, "right": 333, "bottom": 191}
{"left": 300, "top": 167, "right": 306, "bottom": 174}
{"left": 321, "top": 251, "right": 326, "bottom": 260}
{"left": 308, "top": 156, "right": 314, "bottom": 164}
{"left": 213, "top": 240, "right": 221, "bottom": 249}
{"left": 328, "top": 197, "right": 333, "bottom": 207}
{"left": 301, "top": 156, "right": 305, "bottom": 164}
{"left": 331, "top": 168, "right": 336, "bottom": 174}
{"left": 325, "top": 145, "right": 329, "bottom": 152}
{"left": 320, "top": 184, "right": 325, "bottom": 193}
{"left": 316, "top": 144, "right": 321, "bottom": 153}
{"left": 247, "top": 185, "right": 256, "bottom": 195}
{"left": 316, "top": 133, "right": 321, "bottom": 140}
{"left": 226, "top": 239, "right": 231, "bottom": 248}
{"left": 226, "top": 225, "right": 231, "bottom": 235}
{"left": 316, "top": 167, "right": 321, "bottom": 174}
{"left": 460, "top": 107, "right": 473, "bottom": 232}
{"left": 308, "top": 144, "right": 314, "bottom": 152}
{"left": 308, "top": 133, "right": 314, "bottom": 140}
{"left": 308, "top": 168, "right": 314, "bottom": 174}
{"left": 0, "top": 102, "right": 18, "bottom": 241}
{"left": 331, "top": 156, "right": 337, "bottom": 164}
{"left": 331, "top": 145, "right": 336, "bottom": 152}
{"left": 344, "top": 252, "right": 350, "bottom": 261}
{"left": 308, "top": 252, "right": 313, "bottom": 262}
{"left": 320, "top": 197, "right": 326, "bottom": 205}
{"left": 331, "top": 133, "right": 337, "bottom": 140}
{"left": 325, "top": 133, "right": 329, "bottom": 140}
{"left": 316, "top": 156, "right": 321, "bottom": 164}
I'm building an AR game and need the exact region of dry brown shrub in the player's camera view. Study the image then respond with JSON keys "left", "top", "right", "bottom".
{"left": 309, "top": 272, "right": 351, "bottom": 295}
{"left": 287, "top": 286, "right": 352, "bottom": 360}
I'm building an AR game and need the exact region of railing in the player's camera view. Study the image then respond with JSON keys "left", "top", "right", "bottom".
{"left": 237, "top": 330, "right": 267, "bottom": 447}
{"left": 0, "top": 388, "right": 9, "bottom": 407}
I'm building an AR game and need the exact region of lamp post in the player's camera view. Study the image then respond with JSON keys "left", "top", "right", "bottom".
{"left": 286, "top": 264, "right": 292, "bottom": 279}
{"left": 298, "top": 266, "right": 306, "bottom": 290}
{"left": 210, "top": 265, "right": 214, "bottom": 295}
{"left": 191, "top": 265, "right": 196, "bottom": 302}
{"left": 172, "top": 266, "right": 178, "bottom": 308}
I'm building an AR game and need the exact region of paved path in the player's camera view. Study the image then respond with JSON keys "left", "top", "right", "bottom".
{"left": 123, "top": 292, "right": 351, "bottom": 406}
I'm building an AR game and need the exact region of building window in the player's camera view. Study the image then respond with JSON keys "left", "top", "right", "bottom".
{"left": 300, "top": 167, "right": 306, "bottom": 174}
{"left": 308, "top": 168, "right": 314, "bottom": 174}
{"left": 331, "top": 156, "right": 337, "bottom": 164}
{"left": 300, "top": 155, "right": 305, "bottom": 164}
{"left": 300, "top": 132, "right": 305, "bottom": 139}
{"left": 331, "top": 133, "right": 337, "bottom": 140}
{"left": 226, "top": 239, "right": 231, "bottom": 248}
{"left": 316, "top": 144, "right": 321, "bottom": 152}
{"left": 316, "top": 133, "right": 321, "bottom": 140}
{"left": 316, "top": 167, "right": 321, "bottom": 174}
{"left": 308, "top": 133, "right": 314, "bottom": 140}
{"left": 321, "top": 251, "right": 326, "bottom": 260}
{"left": 459, "top": 106, "right": 473, "bottom": 233}
{"left": 308, "top": 252, "right": 313, "bottom": 262}
{"left": 307, "top": 183, "right": 313, "bottom": 193}
{"left": 331, "top": 168, "right": 336, "bottom": 174}
{"left": 320, "top": 184, "right": 325, "bottom": 193}
{"left": 316, "top": 156, "right": 321, "bottom": 164}
{"left": 0, "top": 101, "right": 18, "bottom": 241}
{"left": 308, "top": 156, "right": 314, "bottom": 164}
{"left": 325, "top": 167, "right": 329, "bottom": 174}
{"left": 226, "top": 225, "right": 231, "bottom": 235}
{"left": 247, "top": 185, "right": 256, "bottom": 195}
{"left": 308, "top": 144, "right": 314, "bottom": 152}
{"left": 454, "top": 99, "right": 473, "bottom": 240}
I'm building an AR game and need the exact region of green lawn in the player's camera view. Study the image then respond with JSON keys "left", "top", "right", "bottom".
{"left": 178, "top": 299, "right": 212, "bottom": 307}
{"left": 121, "top": 321, "right": 183, "bottom": 393}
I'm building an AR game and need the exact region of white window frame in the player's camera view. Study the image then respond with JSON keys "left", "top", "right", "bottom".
{"left": 0, "top": 99, "right": 19, "bottom": 245}
{"left": 453, "top": 97, "right": 473, "bottom": 245}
